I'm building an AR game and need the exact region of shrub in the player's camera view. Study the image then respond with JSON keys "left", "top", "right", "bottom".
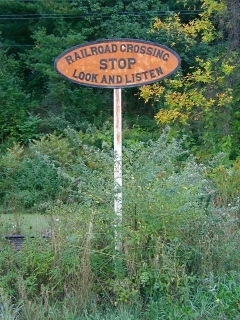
{"left": 0, "top": 129, "right": 239, "bottom": 318}
{"left": 1, "top": 152, "right": 70, "bottom": 210}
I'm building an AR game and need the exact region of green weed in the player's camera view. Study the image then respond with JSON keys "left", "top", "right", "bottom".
{"left": 0, "top": 129, "right": 239, "bottom": 319}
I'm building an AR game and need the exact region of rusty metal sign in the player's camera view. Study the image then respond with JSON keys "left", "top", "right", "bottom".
{"left": 54, "top": 39, "right": 181, "bottom": 88}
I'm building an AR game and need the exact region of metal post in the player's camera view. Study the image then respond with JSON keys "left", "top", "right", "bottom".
{"left": 114, "top": 88, "right": 122, "bottom": 252}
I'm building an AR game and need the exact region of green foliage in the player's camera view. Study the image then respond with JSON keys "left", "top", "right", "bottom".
{"left": 206, "top": 156, "right": 240, "bottom": 207}
{"left": 140, "top": 0, "right": 240, "bottom": 159}
{"left": 0, "top": 51, "right": 31, "bottom": 143}
{"left": 0, "top": 130, "right": 239, "bottom": 318}
{"left": 144, "top": 272, "right": 240, "bottom": 319}
{"left": 0, "top": 143, "right": 70, "bottom": 209}
{"left": 69, "top": 0, "right": 169, "bottom": 40}
{"left": 0, "top": 127, "right": 115, "bottom": 210}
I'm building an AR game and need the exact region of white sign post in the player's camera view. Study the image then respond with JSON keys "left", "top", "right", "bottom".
{"left": 114, "top": 88, "right": 123, "bottom": 252}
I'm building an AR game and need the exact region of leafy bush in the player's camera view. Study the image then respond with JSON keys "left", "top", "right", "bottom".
{"left": 0, "top": 149, "right": 70, "bottom": 210}
{"left": 0, "top": 129, "right": 239, "bottom": 318}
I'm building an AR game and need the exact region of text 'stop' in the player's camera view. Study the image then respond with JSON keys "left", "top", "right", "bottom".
{"left": 54, "top": 39, "right": 181, "bottom": 88}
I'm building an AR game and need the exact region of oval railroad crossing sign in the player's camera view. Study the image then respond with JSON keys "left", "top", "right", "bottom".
{"left": 54, "top": 38, "right": 181, "bottom": 88}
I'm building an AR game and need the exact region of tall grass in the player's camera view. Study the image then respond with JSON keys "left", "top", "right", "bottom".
{"left": 0, "top": 128, "right": 239, "bottom": 319}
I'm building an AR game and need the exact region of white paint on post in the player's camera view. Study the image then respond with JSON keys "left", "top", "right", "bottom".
{"left": 114, "top": 88, "right": 123, "bottom": 252}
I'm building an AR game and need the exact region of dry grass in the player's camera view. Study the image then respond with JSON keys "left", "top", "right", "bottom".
{"left": 0, "top": 213, "right": 54, "bottom": 237}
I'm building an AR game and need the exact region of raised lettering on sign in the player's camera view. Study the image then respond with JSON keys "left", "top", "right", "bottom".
{"left": 54, "top": 39, "right": 181, "bottom": 88}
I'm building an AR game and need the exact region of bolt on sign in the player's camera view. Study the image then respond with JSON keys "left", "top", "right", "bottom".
{"left": 54, "top": 38, "right": 181, "bottom": 88}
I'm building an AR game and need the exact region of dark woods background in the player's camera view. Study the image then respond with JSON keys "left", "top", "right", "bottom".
{"left": 0, "top": 0, "right": 239, "bottom": 160}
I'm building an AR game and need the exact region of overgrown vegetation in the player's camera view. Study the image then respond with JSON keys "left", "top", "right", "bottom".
{"left": 0, "top": 128, "right": 239, "bottom": 319}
